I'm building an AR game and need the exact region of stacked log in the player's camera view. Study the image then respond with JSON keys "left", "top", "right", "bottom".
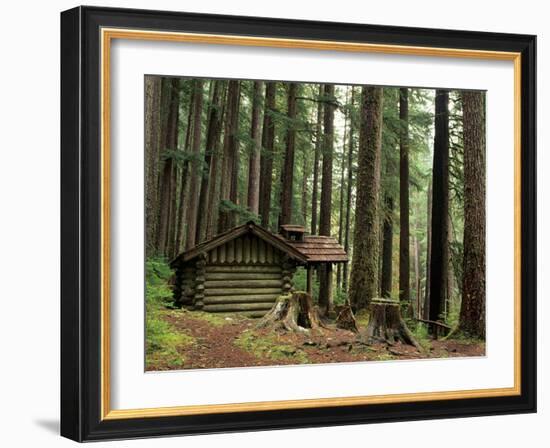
{"left": 201, "top": 264, "right": 284, "bottom": 314}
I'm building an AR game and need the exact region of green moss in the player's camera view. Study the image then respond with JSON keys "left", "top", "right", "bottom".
{"left": 375, "top": 353, "right": 396, "bottom": 361}
{"left": 188, "top": 310, "right": 239, "bottom": 327}
{"left": 355, "top": 309, "right": 370, "bottom": 327}
{"left": 235, "top": 330, "right": 309, "bottom": 364}
{"left": 145, "top": 311, "right": 195, "bottom": 369}
{"left": 145, "top": 257, "right": 195, "bottom": 369}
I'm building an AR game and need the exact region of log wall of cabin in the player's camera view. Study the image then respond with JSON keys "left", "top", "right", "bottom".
{"left": 180, "top": 234, "right": 297, "bottom": 317}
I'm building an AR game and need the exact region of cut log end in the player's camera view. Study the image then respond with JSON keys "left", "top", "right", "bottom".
{"left": 256, "top": 291, "right": 328, "bottom": 333}
{"left": 362, "top": 298, "right": 423, "bottom": 351}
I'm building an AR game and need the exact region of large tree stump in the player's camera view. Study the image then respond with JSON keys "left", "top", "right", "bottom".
{"left": 363, "top": 298, "right": 423, "bottom": 351}
{"left": 335, "top": 304, "right": 358, "bottom": 333}
{"left": 256, "top": 292, "right": 328, "bottom": 333}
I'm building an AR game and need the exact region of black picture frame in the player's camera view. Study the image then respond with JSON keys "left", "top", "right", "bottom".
{"left": 61, "top": 5, "right": 536, "bottom": 442}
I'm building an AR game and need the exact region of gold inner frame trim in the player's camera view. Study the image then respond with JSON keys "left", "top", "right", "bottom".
{"left": 100, "top": 27, "right": 522, "bottom": 421}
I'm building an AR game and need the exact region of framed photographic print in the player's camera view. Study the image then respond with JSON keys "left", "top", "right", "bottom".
{"left": 60, "top": 6, "right": 537, "bottom": 442}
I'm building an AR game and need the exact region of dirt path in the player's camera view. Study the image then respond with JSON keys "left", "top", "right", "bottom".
{"left": 163, "top": 311, "right": 265, "bottom": 369}
{"left": 158, "top": 309, "right": 485, "bottom": 371}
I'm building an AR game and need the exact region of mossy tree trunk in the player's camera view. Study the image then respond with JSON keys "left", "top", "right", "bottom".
{"left": 218, "top": 80, "right": 241, "bottom": 233}
{"left": 279, "top": 82, "right": 298, "bottom": 226}
{"left": 349, "top": 86, "right": 383, "bottom": 311}
{"left": 399, "top": 88, "right": 411, "bottom": 314}
{"left": 185, "top": 79, "right": 205, "bottom": 250}
{"left": 259, "top": 82, "right": 277, "bottom": 229}
{"left": 247, "top": 81, "right": 264, "bottom": 216}
{"left": 144, "top": 76, "right": 162, "bottom": 258}
{"left": 318, "top": 84, "right": 336, "bottom": 314}
{"left": 457, "top": 91, "right": 486, "bottom": 339}
{"left": 428, "top": 90, "right": 450, "bottom": 325}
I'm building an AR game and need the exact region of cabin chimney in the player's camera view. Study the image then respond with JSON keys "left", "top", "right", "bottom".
{"left": 280, "top": 224, "right": 306, "bottom": 242}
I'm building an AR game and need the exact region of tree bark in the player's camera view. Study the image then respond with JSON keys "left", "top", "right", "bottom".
{"left": 301, "top": 147, "right": 309, "bottom": 226}
{"left": 279, "top": 83, "right": 298, "bottom": 226}
{"left": 413, "top": 234, "right": 421, "bottom": 319}
{"left": 423, "top": 179, "right": 432, "bottom": 320}
{"left": 349, "top": 87, "right": 383, "bottom": 311}
{"left": 457, "top": 91, "right": 486, "bottom": 339}
{"left": 381, "top": 195, "right": 394, "bottom": 298}
{"left": 247, "top": 81, "right": 264, "bottom": 216}
{"left": 196, "top": 80, "right": 225, "bottom": 243}
{"left": 343, "top": 88, "right": 356, "bottom": 293}
{"left": 399, "top": 88, "right": 411, "bottom": 312}
{"left": 259, "top": 82, "right": 277, "bottom": 229}
{"left": 205, "top": 84, "right": 229, "bottom": 239}
{"left": 157, "top": 78, "right": 180, "bottom": 256}
{"left": 218, "top": 80, "right": 241, "bottom": 233}
{"left": 337, "top": 88, "right": 350, "bottom": 292}
{"left": 144, "top": 76, "right": 162, "bottom": 258}
{"left": 310, "top": 85, "right": 323, "bottom": 235}
{"left": 174, "top": 83, "right": 195, "bottom": 254}
{"left": 428, "top": 90, "right": 450, "bottom": 326}
{"left": 184, "top": 80, "right": 204, "bottom": 250}
{"left": 318, "top": 84, "right": 336, "bottom": 313}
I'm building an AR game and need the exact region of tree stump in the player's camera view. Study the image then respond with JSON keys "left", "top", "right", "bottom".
{"left": 335, "top": 305, "right": 358, "bottom": 333}
{"left": 363, "top": 298, "right": 423, "bottom": 351}
{"left": 256, "top": 292, "right": 328, "bottom": 333}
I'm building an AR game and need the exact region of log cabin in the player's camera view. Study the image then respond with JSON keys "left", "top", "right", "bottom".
{"left": 170, "top": 221, "right": 348, "bottom": 317}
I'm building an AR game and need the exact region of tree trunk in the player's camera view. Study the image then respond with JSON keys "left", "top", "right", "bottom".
{"left": 184, "top": 80, "right": 204, "bottom": 250}
{"left": 259, "top": 82, "right": 277, "bottom": 229}
{"left": 362, "top": 298, "right": 422, "bottom": 350}
{"left": 343, "top": 88, "right": 356, "bottom": 293}
{"left": 457, "top": 91, "right": 486, "bottom": 339}
{"left": 247, "top": 81, "right": 264, "bottom": 216}
{"left": 349, "top": 87, "right": 383, "bottom": 311}
{"left": 218, "top": 80, "right": 241, "bottom": 233}
{"left": 279, "top": 83, "right": 298, "bottom": 226}
{"left": 205, "top": 84, "right": 229, "bottom": 240}
{"left": 428, "top": 90, "right": 450, "bottom": 327}
{"left": 310, "top": 85, "right": 323, "bottom": 235}
{"left": 318, "top": 84, "right": 336, "bottom": 313}
{"left": 300, "top": 147, "right": 309, "bottom": 226}
{"left": 381, "top": 195, "right": 394, "bottom": 298}
{"left": 413, "top": 234, "right": 421, "bottom": 319}
{"left": 144, "top": 76, "right": 162, "bottom": 258}
{"left": 174, "top": 84, "right": 195, "bottom": 254}
{"left": 157, "top": 78, "right": 180, "bottom": 256}
{"left": 423, "top": 180, "right": 433, "bottom": 320}
{"left": 399, "top": 88, "right": 411, "bottom": 313}
{"left": 337, "top": 88, "right": 350, "bottom": 292}
{"left": 256, "top": 292, "right": 329, "bottom": 333}
{"left": 196, "top": 80, "right": 225, "bottom": 243}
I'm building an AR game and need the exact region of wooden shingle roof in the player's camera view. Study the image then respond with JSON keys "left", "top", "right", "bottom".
{"left": 171, "top": 222, "right": 348, "bottom": 266}
{"left": 286, "top": 235, "right": 348, "bottom": 263}
{"left": 171, "top": 221, "right": 308, "bottom": 265}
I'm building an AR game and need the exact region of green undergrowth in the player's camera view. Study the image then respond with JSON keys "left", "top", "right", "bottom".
{"left": 411, "top": 322, "right": 433, "bottom": 351}
{"left": 145, "top": 257, "right": 194, "bottom": 369}
{"left": 235, "top": 330, "right": 309, "bottom": 364}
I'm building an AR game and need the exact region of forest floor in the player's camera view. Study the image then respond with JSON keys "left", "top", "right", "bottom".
{"left": 145, "top": 307, "right": 485, "bottom": 371}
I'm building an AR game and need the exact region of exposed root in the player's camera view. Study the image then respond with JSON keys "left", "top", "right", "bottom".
{"left": 256, "top": 292, "right": 329, "bottom": 333}
{"left": 360, "top": 298, "right": 423, "bottom": 352}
